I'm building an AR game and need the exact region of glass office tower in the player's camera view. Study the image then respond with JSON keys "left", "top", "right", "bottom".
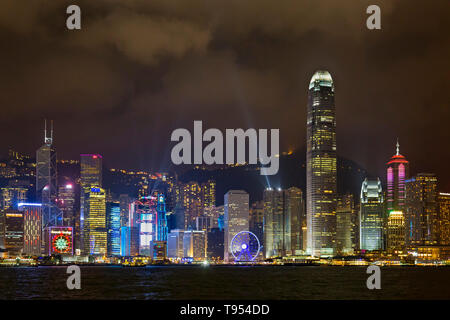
{"left": 360, "top": 178, "right": 384, "bottom": 251}
{"left": 306, "top": 70, "right": 337, "bottom": 257}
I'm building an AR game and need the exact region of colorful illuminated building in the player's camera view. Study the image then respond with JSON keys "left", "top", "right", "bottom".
{"left": 80, "top": 153, "right": 102, "bottom": 254}
{"left": 360, "top": 178, "right": 384, "bottom": 251}
{"left": 107, "top": 201, "right": 121, "bottom": 256}
{"left": 19, "top": 203, "right": 42, "bottom": 256}
{"left": 306, "top": 70, "right": 337, "bottom": 257}
{"left": 405, "top": 174, "right": 439, "bottom": 246}
{"left": 47, "top": 226, "right": 73, "bottom": 255}
{"left": 386, "top": 140, "right": 409, "bottom": 212}
{"left": 129, "top": 195, "right": 167, "bottom": 256}
{"left": 120, "top": 226, "right": 130, "bottom": 256}
{"left": 83, "top": 187, "right": 107, "bottom": 256}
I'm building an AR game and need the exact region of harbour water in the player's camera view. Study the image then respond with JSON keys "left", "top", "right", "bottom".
{"left": 1, "top": 266, "right": 449, "bottom": 300}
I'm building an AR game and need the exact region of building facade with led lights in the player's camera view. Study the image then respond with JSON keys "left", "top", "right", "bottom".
{"left": 19, "top": 203, "right": 42, "bottom": 255}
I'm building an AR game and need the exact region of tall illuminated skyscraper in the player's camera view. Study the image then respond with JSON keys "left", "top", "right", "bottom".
{"left": 80, "top": 154, "right": 103, "bottom": 254}
{"left": 224, "top": 190, "right": 249, "bottom": 262}
{"left": 386, "top": 140, "right": 409, "bottom": 251}
{"left": 306, "top": 70, "right": 337, "bottom": 257}
{"left": 386, "top": 140, "right": 409, "bottom": 212}
{"left": 83, "top": 187, "right": 107, "bottom": 256}
{"left": 360, "top": 178, "right": 384, "bottom": 251}
{"left": 36, "top": 120, "right": 60, "bottom": 228}
{"left": 405, "top": 173, "right": 439, "bottom": 246}
{"left": 106, "top": 201, "right": 121, "bottom": 256}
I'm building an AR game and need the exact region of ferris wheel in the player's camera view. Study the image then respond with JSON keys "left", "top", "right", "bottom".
{"left": 230, "top": 231, "right": 261, "bottom": 262}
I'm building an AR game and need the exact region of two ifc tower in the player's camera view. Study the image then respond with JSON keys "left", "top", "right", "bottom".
{"left": 306, "top": 70, "right": 337, "bottom": 257}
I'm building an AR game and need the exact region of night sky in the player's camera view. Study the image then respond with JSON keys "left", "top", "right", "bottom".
{"left": 0, "top": 1, "right": 449, "bottom": 190}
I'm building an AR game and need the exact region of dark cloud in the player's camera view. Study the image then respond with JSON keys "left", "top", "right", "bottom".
{"left": 0, "top": 0, "right": 449, "bottom": 189}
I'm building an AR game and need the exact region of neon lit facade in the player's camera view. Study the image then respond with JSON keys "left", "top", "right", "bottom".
{"left": 107, "top": 201, "right": 121, "bottom": 256}
{"left": 80, "top": 153, "right": 102, "bottom": 254}
{"left": 130, "top": 195, "right": 167, "bottom": 256}
{"left": 386, "top": 141, "right": 409, "bottom": 212}
{"left": 48, "top": 226, "right": 73, "bottom": 255}
{"left": 20, "top": 203, "right": 42, "bottom": 256}
{"left": 306, "top": 70, "right": 337, "bottom": 257}
{"left": 83, "top": 187, "right": 107, "bottom": 256}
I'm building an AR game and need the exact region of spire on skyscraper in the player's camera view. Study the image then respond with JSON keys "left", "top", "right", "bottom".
{"left": 396, "top": 138, "right": 400, "bottom": 156}
{"left": 44, "top": 119, "right": 53, "bottom": 146}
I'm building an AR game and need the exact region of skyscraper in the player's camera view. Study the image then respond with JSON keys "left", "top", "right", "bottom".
{"left": 1, "top": 186, "right": 27, "bottom": 210}
{"left": 167, "top": 229, "right": 185, "bottom": 259}
{"left": 336, "top": 194, "right": 356, "bottom": 255}
{"left": 106, "top": 201, "right": 121, "bottom": 256}
{"left": 360, "top": 178, "right": 384, "bottom": 251}
{"left": 386, "top": 140, "right": 409, "bottom": 212}
{"left": 263, "top": 188, "right": 284, "bottom": 258}
{"left": 57, "top": 183, "right": 76, "bottom": 228}
{"left": 386, "top": 140, "right": 409, "bottom": 252}
{"left": 83, "top": 187, "right": 107, "bottom": 256}
{"left": 201, "top": 179, "right": 216, "bottom": 210}
{"left": 405, "top": 174, "right": 439, "bottom": 246}
{"left": 438, "top": 193, "right": 450, "bottom": 245}
{"left": 264, "top": 187, "right": 305, "bottom": 258}
{"left": 183, "top": 230, "right": 206, "bottom": 261}
{"left": 36, "top": 120, "right": 59, "bottom": 228}
{"left": 249, "top": 201, "right": 264, "bottom": 253}
{"left": 3, "top": 210, "right": 24, "bottom": 256}
{"left": 80, "top": 154, "right": 103, "bottom": 188}
{"left": 284, "top": 187, "right": 305, "bottom": 256}
{"left": 80, "top": 154, "right": 103, "bottom": 254}
{"left": 224, "top": 190, "right": 249, "bottom": 262}
{"left": 306, "top": 70, "right": 337, "bottom": 257}
{"left": 19, "top": 203, "right": 42, "bottom": 256}
{"left": 387, "top": 211, "right": 406, "bottom": 252}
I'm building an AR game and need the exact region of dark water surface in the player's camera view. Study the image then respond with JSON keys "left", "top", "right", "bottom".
{"left": 0, "top": 266, "right": 449, "bottom": 300}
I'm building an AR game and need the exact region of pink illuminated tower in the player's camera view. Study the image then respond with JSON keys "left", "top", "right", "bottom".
{"left": 386, "top": 139, "right": 409, "bottom": 213}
